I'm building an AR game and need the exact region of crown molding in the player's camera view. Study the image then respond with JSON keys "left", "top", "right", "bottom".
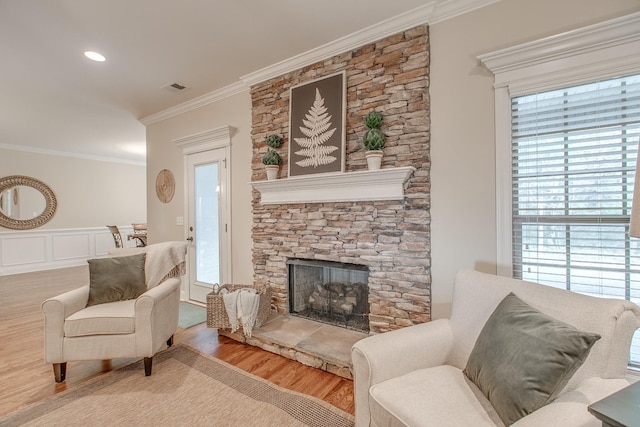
{"left": 140, "top": 81, "right": 248, "bottom": 126}
{"left": 174, "top": 126, "right": 232, "bottom": 155}
{"left": 478, "top": 11, "right": 640, "bottom": 95}
{"left": 0, "top": 143, "right": 146, "bottom": 166}
{"left": 240, "top": 0, "right": 503, "bottom": 87}
{"left": 239, "top": 2, "right": 437, "bottom": 88}
{"left": 478, "top": 11, "right": 640, "bottom": 77}
{"left": 430, "top": 0, "right": 502, "bottom": 24}
{"left": 142, "top": 0, "right": 502, "bottom": 125}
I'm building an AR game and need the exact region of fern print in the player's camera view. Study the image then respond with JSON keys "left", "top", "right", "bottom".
{"left": 294, "top": 88, "right": 338, "bottom": 168}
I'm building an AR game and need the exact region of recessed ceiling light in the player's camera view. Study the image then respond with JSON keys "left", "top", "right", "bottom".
{"left": 84, "top": 51, "right": 106, "bottom": 62}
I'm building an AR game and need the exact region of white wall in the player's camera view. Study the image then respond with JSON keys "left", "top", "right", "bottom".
{"left": 429, "top": 0, "right": 640, "bottom": 318}
{"left": 0, "top": 148, "right": 146, "bottom": 229}
{"left": 145, "top": 90, "right": 253, "bottom": 286}
{"left": 0, "top": 148, "right": 146, "bottom": 274}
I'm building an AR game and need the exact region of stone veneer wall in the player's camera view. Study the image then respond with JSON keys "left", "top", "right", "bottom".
{"left": 250, "top": 25, "right": 431, "bottom": 333}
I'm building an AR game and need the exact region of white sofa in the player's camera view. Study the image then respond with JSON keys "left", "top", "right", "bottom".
{"left": 351, "top": 269, "right": 640, "bottom": 427}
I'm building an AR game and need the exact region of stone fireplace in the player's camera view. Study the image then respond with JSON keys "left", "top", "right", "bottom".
{"left": 250, "top": 24, "right": 432, "bottom": 335}
{"left": 288, "top": 258, "right": 370, "bottom": 333}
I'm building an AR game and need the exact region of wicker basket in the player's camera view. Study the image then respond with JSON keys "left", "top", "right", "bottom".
{"left": 206, "top": 284, "right": 272, "bottom": 329}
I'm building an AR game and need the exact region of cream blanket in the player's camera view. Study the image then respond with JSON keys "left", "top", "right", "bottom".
{"left": 222, "top": 289, "right": 260, "bottom": 337}
{"left": 108, "top": 241, "right": 188, "bottom": 288}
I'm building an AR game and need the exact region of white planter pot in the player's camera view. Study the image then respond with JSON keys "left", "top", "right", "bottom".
{"left": 265, "top": 165, "right": 279, "bottom": 180}
{"left": 365, "top": 150, "right": 383, "bottom": 170}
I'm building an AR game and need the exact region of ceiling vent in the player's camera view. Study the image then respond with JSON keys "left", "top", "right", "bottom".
{"left": 163, "top": 82, "right": 189, "bottom": 93}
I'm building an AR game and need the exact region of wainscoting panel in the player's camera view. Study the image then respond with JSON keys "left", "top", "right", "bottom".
{"left": 1, "top": 235, "right": 47, "bottom": 267}
{"left": 0, "top": 226, "right": 135, "bottom": 275}
{"left": 52, "top": 233, "right": 91, "bottom": 261}
{"left": 95, "top": 231, "right": 118, "bottom": 256}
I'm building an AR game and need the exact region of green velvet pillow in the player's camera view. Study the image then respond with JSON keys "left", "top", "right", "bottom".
{"left": 87, "top": 253, "right": 147, "bottom": 306}
{"left": 464, "top": 292, "right": 601, "bottom": 426}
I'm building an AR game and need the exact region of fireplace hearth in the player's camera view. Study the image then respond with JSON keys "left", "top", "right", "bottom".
{"left": 288, "top": 259, "right": 369, "bottom": 333}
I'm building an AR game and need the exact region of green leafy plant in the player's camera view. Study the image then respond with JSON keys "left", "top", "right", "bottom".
{"left": 262, "top": 149, "right": 281, "bottom": 165}
{"left": 363, "top": 110, "right": 386, "bottom": 150}
{"left": 265, "top": 134, "right": 283, "bottom": 149}
{"left": 364, "top": 110, "right": 384, "bottom": 129}
{"left": 363, "top": 129, "right": 386, "bottom": 150}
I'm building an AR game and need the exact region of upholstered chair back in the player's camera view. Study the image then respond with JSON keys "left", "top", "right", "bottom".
{"left": 447, "top": 270, "right": 640, "bottom": 393}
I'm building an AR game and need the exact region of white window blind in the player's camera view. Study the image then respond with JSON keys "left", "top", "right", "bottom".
{"left": 511, "top": 73, "right": 640, "bottom": 367}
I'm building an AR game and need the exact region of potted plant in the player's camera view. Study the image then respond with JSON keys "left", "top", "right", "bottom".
{"left": 261, "top": 134, "right": 283, "bottom": 180}
{"left": 363, "top": 110, "right": 386, "bottom": 170}
{"left": 265, "top": 134, "right": 283, "bottom": 149}
{"left": 262, "top": 149, "right": 281, "bottom": 180}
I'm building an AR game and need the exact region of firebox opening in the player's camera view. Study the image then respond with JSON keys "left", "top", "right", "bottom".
{"left": 287, "top": 258, "right": 369, "bottom": 333}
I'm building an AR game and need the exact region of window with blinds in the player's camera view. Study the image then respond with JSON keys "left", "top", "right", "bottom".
{"left": 511, "top": 73, "right": 640, "bottom": 367}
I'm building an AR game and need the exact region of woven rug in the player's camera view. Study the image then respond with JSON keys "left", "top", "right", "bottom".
{"left": 178, "top": 302, "right": 207, "bottom": 329}
{"left": 1, "top": 345, "right": 354, "bottom": 427}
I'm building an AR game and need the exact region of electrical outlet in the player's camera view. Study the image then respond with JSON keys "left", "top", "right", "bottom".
{"left": 176, "top": 216, "right": 184, "bottom": 226}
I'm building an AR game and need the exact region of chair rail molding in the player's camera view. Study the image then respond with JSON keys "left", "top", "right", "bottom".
{"left": 251, "top": 166, "right": 416, "bottom": 205}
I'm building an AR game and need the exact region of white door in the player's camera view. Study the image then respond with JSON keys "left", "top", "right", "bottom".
{"left": 186, "top": 148, "right": 230, "bottom": 303}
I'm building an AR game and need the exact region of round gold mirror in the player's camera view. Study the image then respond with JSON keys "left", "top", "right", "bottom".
{"left": 0, "top": 176, "right": 57, "bottom": 230}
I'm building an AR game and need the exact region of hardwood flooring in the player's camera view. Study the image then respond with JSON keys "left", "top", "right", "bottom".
{"left": 0, "top": 267, "right": 354, "bottom": 418}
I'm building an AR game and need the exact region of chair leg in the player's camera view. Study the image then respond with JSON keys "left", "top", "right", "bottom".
{"left": 144, "top": 357, "right": 152, "bottom": 376}
{"left": 166, "top": 335, "right": 174, "bottom": 347}
{"left": 53, "top": 363, "right": 67, "bottom": 383}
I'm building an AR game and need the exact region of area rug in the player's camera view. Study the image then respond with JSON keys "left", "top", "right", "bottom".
{"left": 1, "top": 345, "right": 354, "bottom": 427}
{"left": 178, "top": 301, "right": 207, "bottom": 329}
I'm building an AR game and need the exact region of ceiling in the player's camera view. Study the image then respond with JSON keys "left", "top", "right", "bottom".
{"left": 0, "top": 0, "right": 440, "bottom": 164}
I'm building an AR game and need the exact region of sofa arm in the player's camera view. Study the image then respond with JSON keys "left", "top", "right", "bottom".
{"left": 134, "top": 278, "right": 181, "bottom": 356}
{"left": 41, "top": 285, "right": 90, "bottom": 363}
{"left": 351, "top": 319, "right": 454, "bottom": 427}
{"left": 511, "top": 377, "right": 631, "bottom": 427}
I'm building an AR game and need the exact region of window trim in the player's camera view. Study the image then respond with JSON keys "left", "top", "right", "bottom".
{"left": 477, "top": 12, "right": 640, "bottom": 277}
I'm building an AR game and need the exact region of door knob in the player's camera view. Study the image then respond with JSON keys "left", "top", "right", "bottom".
{"left": 186, "top": 236, "right": 194, "bottom": 242}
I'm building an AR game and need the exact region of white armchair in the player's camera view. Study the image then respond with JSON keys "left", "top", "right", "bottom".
{"left": 352, "top": 270, "right": 640, "bottom": 427}
{"left": 42, "top": 241, "right": 187, "bottom": 382}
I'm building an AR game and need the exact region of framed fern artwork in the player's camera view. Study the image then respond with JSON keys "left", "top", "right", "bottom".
{"left": 288, "top": 71, "right": 346, "bottom": 177}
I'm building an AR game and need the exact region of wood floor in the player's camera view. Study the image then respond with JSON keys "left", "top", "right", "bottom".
{"left": 0, "top": 267, "right": 354, "bottom": 418}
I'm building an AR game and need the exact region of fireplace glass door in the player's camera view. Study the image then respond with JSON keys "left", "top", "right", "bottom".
{"left": 288, "top": 259, "right": 369, "bottom": 332}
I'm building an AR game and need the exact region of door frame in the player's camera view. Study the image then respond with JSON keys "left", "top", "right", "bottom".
{"left": 175, "top": 126, "right": 233, "bottom": 302}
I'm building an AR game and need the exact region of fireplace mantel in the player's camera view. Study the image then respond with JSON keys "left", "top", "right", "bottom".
{"left": 251, "top": 166, "right": 416, "bottom": 205}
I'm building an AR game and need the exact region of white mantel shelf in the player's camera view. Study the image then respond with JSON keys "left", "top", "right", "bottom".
{"left": 251, "top": 166, "right": 416, "bottom": 205}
